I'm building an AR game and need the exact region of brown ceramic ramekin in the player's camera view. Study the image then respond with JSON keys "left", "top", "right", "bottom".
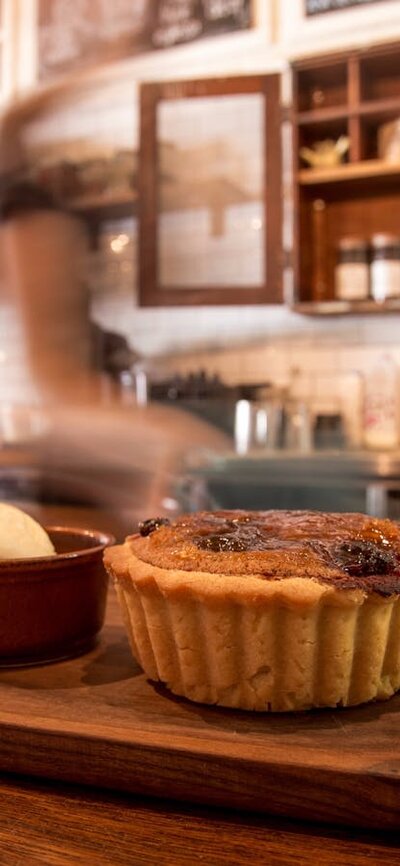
{"left": 0, "top": 526, "right": 114, "bottom": 667}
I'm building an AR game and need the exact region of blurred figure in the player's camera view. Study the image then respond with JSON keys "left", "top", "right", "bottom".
{"left": 0, "top": 76, "right": 229, "bottom": 522}
{"left": 0, "top": 74, "right": 97, "bottom": 402}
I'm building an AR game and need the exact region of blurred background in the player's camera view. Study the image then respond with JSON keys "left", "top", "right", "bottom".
{"left": 2, "top": 0, "right": 400, "bottom": 538}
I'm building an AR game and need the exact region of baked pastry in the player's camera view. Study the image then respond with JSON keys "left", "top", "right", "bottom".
{"left": 104, "top": 510, "right": 400, "bottom": 712}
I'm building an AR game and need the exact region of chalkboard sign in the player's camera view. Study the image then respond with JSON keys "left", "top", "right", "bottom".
{"left": 306, "top": 0, "right": 389, "bottom": 15}
{"left": 38, "top": 0, "right": 252, "bottom": 80}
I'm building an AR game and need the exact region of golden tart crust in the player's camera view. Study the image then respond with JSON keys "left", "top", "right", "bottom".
{"left": 104, "top": 510, "right": 400, "bottom": 712}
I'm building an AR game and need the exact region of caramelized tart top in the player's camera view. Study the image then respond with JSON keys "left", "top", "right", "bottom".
{"left": 129, "top": 510, "right": 400, "bottom": 597}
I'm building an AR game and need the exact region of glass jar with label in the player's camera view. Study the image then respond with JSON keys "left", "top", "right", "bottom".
{"left": 334, "top": 237, "right": 369, "bottom": 301}
{"left": 370, "top": 233, "right": 400, "bottom": 302}
{"left": 362, "top": 354, "right": 399, "bottom": 450}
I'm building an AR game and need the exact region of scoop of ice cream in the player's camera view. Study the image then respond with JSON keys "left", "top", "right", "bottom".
{"left": 0, "top": 504, "right": 55, "bottom": 559}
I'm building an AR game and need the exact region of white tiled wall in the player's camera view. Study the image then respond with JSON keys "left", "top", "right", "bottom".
{"left": 3, "top": 18, "right": 400, "bottom": 429}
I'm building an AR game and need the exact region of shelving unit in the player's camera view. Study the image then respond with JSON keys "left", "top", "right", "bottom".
{"left": 292, "top": 298, "right": 400, "bottom": 317}
{"left": 71, "top": 190, "right": 137, "bottom": 221}
{"left": 292, "top": 42, "right": 400, "bottom": 308}
{"left": 298, "top": 159, "right": 400, "bottom": 185}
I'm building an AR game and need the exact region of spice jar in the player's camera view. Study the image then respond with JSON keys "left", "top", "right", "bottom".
{"left": 370, "top": 233, "right": 400, "bottom": 302}
{"left": 334, "top": 237, "right": 369, "bottom": 301}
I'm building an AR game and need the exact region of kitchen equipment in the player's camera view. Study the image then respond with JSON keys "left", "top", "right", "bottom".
{"left": 234, "top": 394, "right": 283, "bottom": 453}
{"left": 313, "top": 412, "right": 346, "bottom": 449}
{"left": 180, "top": 450, "right": 400, "bottom": 516}
{"left": 135, "top": 368, "right": 277, "bottom": 442}
{"left": 282, "top": 398, "right": 313, "bottom": 452}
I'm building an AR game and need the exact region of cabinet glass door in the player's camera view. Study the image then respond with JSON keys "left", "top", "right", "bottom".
{"left": 139, "top": 74, "right": 282, "bottom": 306}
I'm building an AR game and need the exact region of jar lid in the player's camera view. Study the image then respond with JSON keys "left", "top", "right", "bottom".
{"left": 337, "top": 236, "right": 368, "bottom": 251}
{"left": 371, "top": 233, "right": 400, "bottom": 248}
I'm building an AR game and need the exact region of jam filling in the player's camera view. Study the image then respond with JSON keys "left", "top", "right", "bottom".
{"left": 195, "top": 534, "right": 248, "bottom": 552}
{"left": 193, "top": 518, "right": 295, "bottom": 553}
{"left": 192, "top": 517, "right": 400, "bottom": 594}
{"left": 139, "top": 517, "right": 170, "bottom": 537}
{"left": 137, "top": 511, "right": 400, "bottom": 595}
{"left": 329, "top": 540, "right": 397, "bottom": 577}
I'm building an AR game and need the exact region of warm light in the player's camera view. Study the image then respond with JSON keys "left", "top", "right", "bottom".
{"left": 110, "top": 234, "right": 130, "bottom": 253}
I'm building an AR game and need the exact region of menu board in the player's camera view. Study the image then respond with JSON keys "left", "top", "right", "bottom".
{"left": 306, "top": 0, "right": 388, "bottom": 14}
{"left": 38, "top": 0, "right": 252, "bottom": 80}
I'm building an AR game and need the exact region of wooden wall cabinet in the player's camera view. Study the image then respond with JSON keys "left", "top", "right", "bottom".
{"left": 292, "top": 42, "right": 400, "bottom": 314}
{"left": 138, "top": 75, "right": 282, "bottom": 307}
{"left": 71, "top": 41, "right": 400, "bottom": 312}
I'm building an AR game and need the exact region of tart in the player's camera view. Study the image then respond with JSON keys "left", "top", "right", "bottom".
{"left": 104, "top": 510, "right": 400, "bottom": 711}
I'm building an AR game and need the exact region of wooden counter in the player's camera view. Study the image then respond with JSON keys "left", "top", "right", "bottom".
{"left": 0, "top": 503, "right": 399, "bottom": 865}
{"left": 0, "top": 774, "right": 398, "bottom": 866}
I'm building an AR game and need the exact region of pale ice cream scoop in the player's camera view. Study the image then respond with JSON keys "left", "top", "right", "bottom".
{"left": 0, "top": 503, "right": 55, "bottom": 559}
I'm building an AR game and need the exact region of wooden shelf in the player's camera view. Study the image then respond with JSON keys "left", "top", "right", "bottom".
{"left": 292, "top": 299, "right": 400, "bottom": 317}
{"left": 297, "top": 106, "right": 350, "bottom": 125}
{"left": 297, "top": 98, "right": 400, "bottom": 127}
{"left": 293, "top": 43, "right": 400, "bottom": 311}
{"left": 298, "top": 159, "right": 400, "bottom": 185}
{"left": 70, "top": 190, "right": 137, "bottom": 219}
{"left": 358, "top": 97, "right": 400, "bottom": 120}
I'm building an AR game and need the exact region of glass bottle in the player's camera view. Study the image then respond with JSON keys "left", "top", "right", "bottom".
{"left": 335, "top": 237, "right": 369, "bottom": 301}
{"left": 363, "top": 354, "right": 399, "bottom": 450}
{"left": 370, "top": 233, "right": 400, "bottom": 302}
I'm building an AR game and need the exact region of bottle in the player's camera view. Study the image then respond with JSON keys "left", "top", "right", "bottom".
{"left": 282, "top": 367, "right": 312, "bottom": 452}
{"left": 362, "top": 354, "right": 399, "bottom": 450}
{"left": 370, "top": 234, "right": 400, "bottom": 302}
{"left": 335, "top": 237, "right": 369, "bottom": 301}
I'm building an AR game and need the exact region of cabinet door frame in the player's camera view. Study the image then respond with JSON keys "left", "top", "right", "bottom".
{"left": 138, "top": 73, "right": 282, "bottom": 307}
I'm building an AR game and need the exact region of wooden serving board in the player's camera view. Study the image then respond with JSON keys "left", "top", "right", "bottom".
{"left": 0, "top": 591, "right": 399, "bottom": 831}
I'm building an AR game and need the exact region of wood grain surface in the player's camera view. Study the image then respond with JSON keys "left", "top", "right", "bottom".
{"left": 0, "top": 503, "right": 399, "bottom": 864}
{"left": 0, "top": 774, "right": 399, "bottom": 866}
{"left": 0, "top": 592, "right": 399, "bottom": 831}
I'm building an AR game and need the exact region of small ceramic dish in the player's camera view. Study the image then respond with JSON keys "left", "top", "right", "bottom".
{"left": 0, "top": 526, "right": 114, "bottom": 667}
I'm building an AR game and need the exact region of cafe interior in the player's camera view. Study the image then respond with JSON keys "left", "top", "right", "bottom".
{"left": 0, "top": 1, "right": 400, "bottom": 863}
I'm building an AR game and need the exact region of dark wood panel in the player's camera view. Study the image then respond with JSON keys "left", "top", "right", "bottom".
{"left": 0, "top": 775, "right": 398, "bottom": 866}
{"left": 299, "top": 184, "right": 400, "bottom": 300}
{"left": 0, "top": 593, "right": 399, "bottom": 830}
